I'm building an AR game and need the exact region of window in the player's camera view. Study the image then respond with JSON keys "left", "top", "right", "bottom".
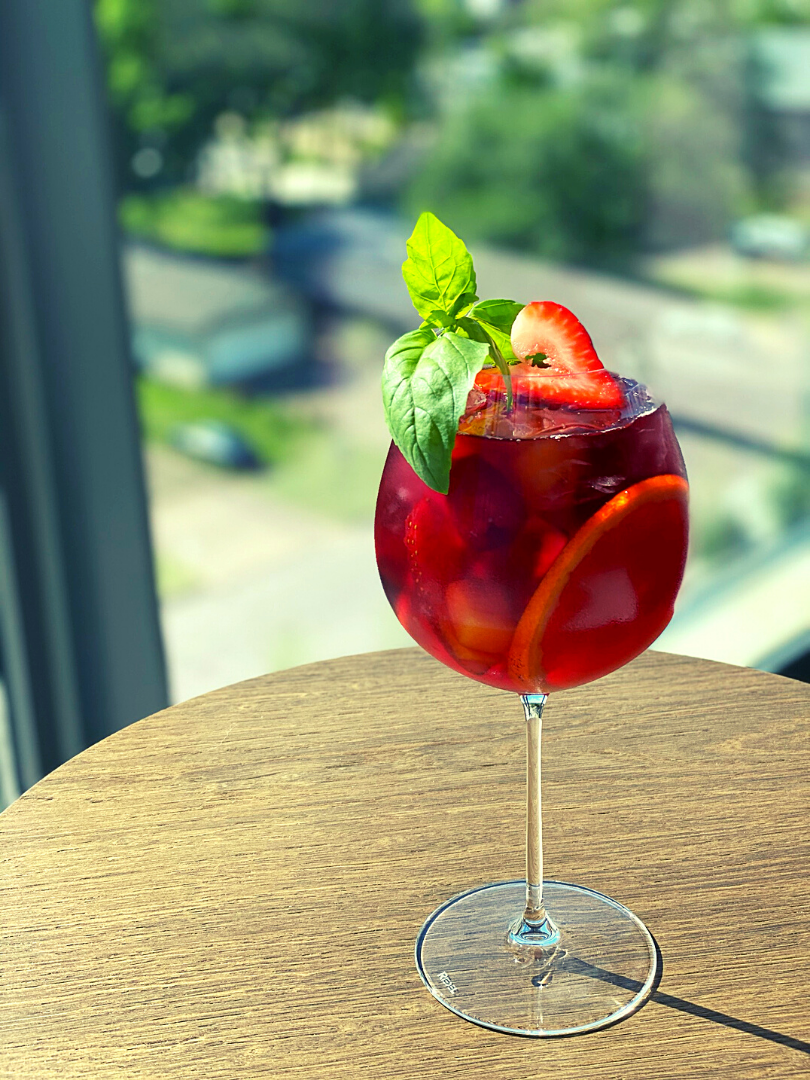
{"left": 2, "top": 0, "right": 809, "bottom": 800}
{"left": 0, "top": 1, "right": 167, "bottom": 801}
{"left": 99, "top": 1, "right": 810, "bottom": 698}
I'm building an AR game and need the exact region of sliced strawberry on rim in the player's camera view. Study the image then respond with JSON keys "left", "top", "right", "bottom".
{"left": 508, "top": 301, "right": 623, "bottom": 409}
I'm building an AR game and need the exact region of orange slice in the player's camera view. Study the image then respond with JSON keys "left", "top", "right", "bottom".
{"left": 508, "top": 474, "right": 689, "bottom": 693}
{"left": 444, "top": 578, "right": 516, "bottom": 661}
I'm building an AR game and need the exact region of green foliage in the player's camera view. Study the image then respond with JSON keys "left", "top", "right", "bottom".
{"left": 403, "top": 0, "right": 806, "bottom": 263}
{"left": 136, "top": 377, "right": 312, "bottom": 464}
{"left": 772, "top": 459, "right": 810, "bottom": 527}
{"left": 383, "top": 328, "right": 489, "bottom": 492}
{"left": 94, "top": 0, "right": 423, "bottom": 193}
{"left": 658, "top": 279, "right": 793, "bottom": 311}
{"left": 405, "top": 72, "right": 646, "bottom": 267}
{"left": 95, "top": 0, "right": 195, "bottom": 181}
{"left": 411, "top": 0, "right": 477, "bottom": 45}
{"left": 736, "top": 0, "right": 810, "bottom": 25}
{"left": 383, "top": 213, "right": 524, "bottom": 491}
{"left": 695, "top": 514, "right": 751, "bottom": 561}
{"left": 207, "top": 0, "right": 258, "bottom": 16}
{"left": 642, "top": 72, "right": 749, "bottom": 250}
{"left": 120, "top": 188, "right": 268, "bottom": 257}
{"left": 402, "top": 210, "right": 477, "bottom": 319}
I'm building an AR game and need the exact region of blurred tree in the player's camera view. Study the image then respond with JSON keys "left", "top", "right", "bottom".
{"left": 405, "top": 71, "right": 646, "bottom": 266}
{"left": 642, "top": 69, "right": 749, "bottom": 250}
{"left": 96, "top": 0, "right": 196, "bottom": 188}
{"left": 405, "top": 0, "right": 763, "bottom": 264}
{"left": 411, "top": 0, "right": 479, "bottom": 47}
{"left": 95, "top": 0, "right": 423, "bottom": 192}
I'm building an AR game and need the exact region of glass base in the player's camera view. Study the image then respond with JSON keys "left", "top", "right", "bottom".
{"left": 415, "top": 880, "right": 658, "bottom": 1037}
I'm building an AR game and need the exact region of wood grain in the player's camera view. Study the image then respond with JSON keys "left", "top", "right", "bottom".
{"left": 0, "top": 648, "right": 808, "bottom": 1078}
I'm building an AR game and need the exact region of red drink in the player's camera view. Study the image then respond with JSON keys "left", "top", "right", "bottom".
{"left": 379, "top": 227, "right": 679, "bottom": 1034}
{"left": 375, "top": 375, "right": 688, "bottom": 694}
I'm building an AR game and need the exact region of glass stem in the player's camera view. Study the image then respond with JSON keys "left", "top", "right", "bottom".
{"left": 523, "top": 693, "right": 547, "bottom": 921}
{"left": 508, "top": 693, "right": 561, "bottom": 952}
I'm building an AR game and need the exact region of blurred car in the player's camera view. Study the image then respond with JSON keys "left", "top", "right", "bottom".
{"left": 169, "top": 420, "right": 261, "bottom": 470}
{"left": 730, "top": 214, "right": 808, "bottom": 261}
{"left": 124, "top": 243, "right": 311, "bottom": 390}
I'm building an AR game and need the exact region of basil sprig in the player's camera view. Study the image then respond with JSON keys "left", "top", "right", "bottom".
{"left": 382, "top": 212, "right": 523, "bottom": 494}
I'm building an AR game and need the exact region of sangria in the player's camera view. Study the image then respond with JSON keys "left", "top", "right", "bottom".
{"left": 375, "top": 214, "right": 688, "bottom": 1036}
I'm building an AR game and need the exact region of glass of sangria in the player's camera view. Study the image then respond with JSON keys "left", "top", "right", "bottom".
{"left": 375, "top": 296, "right": 688, "bottom": 1036}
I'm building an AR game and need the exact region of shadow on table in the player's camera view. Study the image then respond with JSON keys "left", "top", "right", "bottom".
{"left": 561, "top": 945, "right": 810, "bottom": 1053}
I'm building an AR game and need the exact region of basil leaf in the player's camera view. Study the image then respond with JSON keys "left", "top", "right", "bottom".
{"left": 402, "top": 212, "right": 477, "bottom": 322}
{"left": 454, "top": 316, "right": 491, "bottom": 345}
{"left": 428, "top": 309, "right": 455, "bottom": 329}
{"left": 382, "top": 329, "right": 490, "bottom": 493}
{"left": 382, "top": 326, "right": 436, "bottom": 386}
{"left": 468, "top": 298, "right": 524, "bottom": 334}
{"left": 453, "top": 290, "right": 479, "bottom": 317}
{"left": 457, "top": 317, "right": 514, "bottom": 410}
{"left": 468, "top": 299, "right": 524, "bottom": 361}
{"left": 478, "top": 321, "right": 519, "bottom": 363}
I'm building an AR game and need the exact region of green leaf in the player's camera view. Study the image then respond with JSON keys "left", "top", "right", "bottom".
{"left": 454, "top": 316, "right": 491, "bottom": 345}
{"left": 467, "top": 299, "right": 524, "bottom": 363}
{"left": 480, "top": 321, "right": 519, "bottom": 363}
{"left": 382, "top": 329, "right": 490, "bottom": 493}
{"left": 402, "top": 212, "right": 477, "bottom": 322}
{"left": 428, "top": 309, "right": 455, "bottom": 329}
{"left": 468, "top": 298, "right": 524, "bottom": 335}
{"left": 467, "top": 299, "right": 523, "bottom": 370}
{"left": 453, "top": 290, "right": 479, "bottom": 317}
{"left": 457, "top": 316, "right": 515, "bottom": 409}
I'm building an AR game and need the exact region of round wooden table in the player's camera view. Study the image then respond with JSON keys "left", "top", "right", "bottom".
{"left": 1, "top": 649, "right": 808, "bottom": 1078}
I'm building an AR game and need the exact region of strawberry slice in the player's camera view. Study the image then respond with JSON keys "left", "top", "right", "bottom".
{"left": 508, "top": 301, "right": 623, "bottom": 409}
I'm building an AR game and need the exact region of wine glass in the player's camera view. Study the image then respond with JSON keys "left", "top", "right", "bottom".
{"left": 374, "top": 372, "right": 688, "bottom": 1036}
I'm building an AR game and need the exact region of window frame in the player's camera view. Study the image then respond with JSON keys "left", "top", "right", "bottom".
{"left": 0, "top": 0, "right": 168, "bottom": 793}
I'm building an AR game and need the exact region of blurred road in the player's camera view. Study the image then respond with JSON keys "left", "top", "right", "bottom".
{"left": 142, "top": 234, "right": 810, "bottom": 702}
{"left": 476, "top": 245, "right": 810, "bottom": 454}
{"left": 145, "top": 443, "right": 411, "bottom": 705}
{"left": 277, "top": 211, "right": 810, "bottom": 453}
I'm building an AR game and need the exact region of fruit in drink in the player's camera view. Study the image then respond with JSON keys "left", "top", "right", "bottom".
{"left": 375, "top": 376, "right": 688, "bottom": 694}
{"left": 508, "top": 473, "right": 688, "bottom": 691}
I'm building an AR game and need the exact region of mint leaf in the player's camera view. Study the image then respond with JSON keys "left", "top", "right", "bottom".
{"left": 382, "top": 329, "right": 489, "bottom": 493}
{"left": 402, "top": 212, "right": 477, "bottom": 322}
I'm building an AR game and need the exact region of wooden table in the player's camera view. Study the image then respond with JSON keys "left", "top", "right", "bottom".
{"left": 1, "top": 648, "right": 808, "bottom": 1078}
